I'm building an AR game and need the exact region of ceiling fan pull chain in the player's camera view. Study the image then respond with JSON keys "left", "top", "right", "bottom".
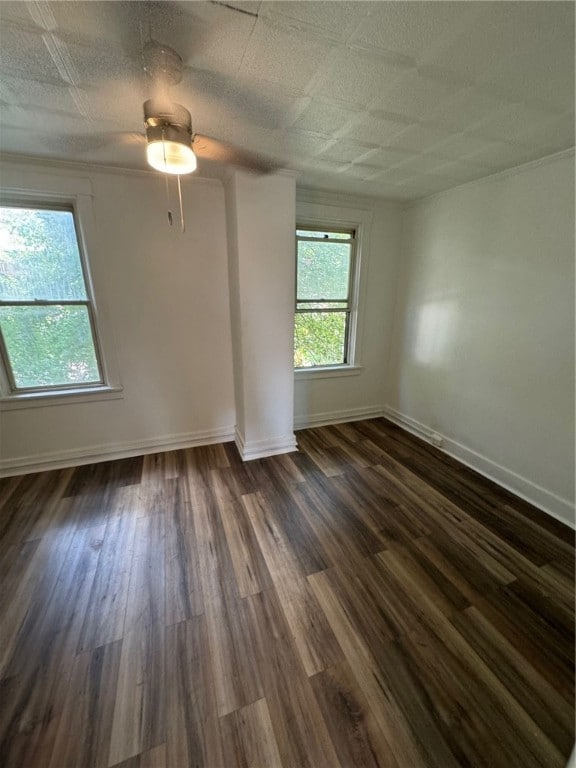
{"left": 177, "top": 175, "right": 185, "bottom": 233}
{"left": 165, "top": 173, "right": 173, "bottom": 226}
{"left": 162, "top": 129, "right": 174, "bottom": 227}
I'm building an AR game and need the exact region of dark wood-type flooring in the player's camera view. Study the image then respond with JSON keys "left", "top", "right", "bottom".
{"left": 0, "top": 418, "right": 574, "bottom": 768}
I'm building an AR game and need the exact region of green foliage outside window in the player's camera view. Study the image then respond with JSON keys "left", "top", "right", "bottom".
{"left": 0, "top": 206, "right": 102, "bottom": 390}
{"left": 294, "top": 229, "right": 353, "bottom": 368}
{"left": 294, "top": 312, "right": 347, "bottom": 367}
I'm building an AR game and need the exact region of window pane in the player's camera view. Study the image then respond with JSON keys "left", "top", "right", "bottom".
{"left": 297, "top": 240, "right": 351, "bottom": 300}
{"left": 0, "top": 207, "right": 87, "bottom": 301}
{"left": 0, "top": 305, "right": 101, "bottom": 389}
{"left": 297, "top": 229, "right": 352, "bottom": 240}
{"left": 294, "top": 311, "right": 347, "bottom": 367}
{"left": 296, "top": 301, "right": 348, "bottom": 310}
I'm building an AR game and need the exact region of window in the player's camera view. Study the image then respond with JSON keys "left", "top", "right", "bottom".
{"left": 0, "top": 203, "right": 104, "bottom": 394}
{"left": 294, "top": 227, "right": 356, "bottom": 368}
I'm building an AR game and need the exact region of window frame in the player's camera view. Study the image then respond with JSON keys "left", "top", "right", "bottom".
{"left": 0, "top": 172, "right": 122, "bottom": 409}
{"left": 294, "top": 224, "right": 360, "bottom": 370}
{"left": 0, "top": 200, "right": 106, "bottom": 394}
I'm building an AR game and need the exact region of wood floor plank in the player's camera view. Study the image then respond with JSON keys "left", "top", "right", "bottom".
{"left": 0, "top": 419, "right": 573, "bottom": 768}
{"left": 377, "top": 548, "right": 567, "bottom": 768}
{"left": 245, "top": 459, "right": 331, "bottom": 576}
{"left": 107, "top": 622, "right": 165, "bottom": 767}
{"left": 295, "top": 430, "right": 348, "bottom": 476}
{"left": 310, "top": 660, "right": 401, "bottom": 768}
{"left": 291, "top": 482, "right": 380, "bottom": 573}
{"left": 367, "top": 418, "right": 574, "bottom": 547}
{"left": 108, "top": 743, "right": 166, "bottom": 768}
{"left": 220, "top": 698, "right": 283, "bottom": 768}
{"left": 245, "top": 588, "right": 344, "bottom": 768}
{"left": 0, "top": 467, "right": 73, "bottom": 552}
{"left": 0, "top": 523, "right": 106, "bottom": 768}
{"left": 293, "top": 472, "right": 389, "bottom": 563}
{"left": 124, "top": 514, "right": 165, "bottom": 632}
{"left": 188, "top": 460, "right": 263, "bottom": 717}
{"left": 165, "top": 617, "right": 223, "bottom": 768}
{"left": 142, "top": 451, "right": 181, "bottom": 485}
{"left": 78, "top": 501, "right": 138, "bottom": 652}
{"left": 49, "top": 640, "right": 122, "bottom": 768}
{"left": 211, "top": 470, "right": 271, "bottom": 598}
{"left": 1, "top": 520, "right": 103, "bottom": 679}
{"left": 371, "top": 462, "right": 518, "bottom": 585}
{"left": 308, "top": 568, "right": 430, "bottom": 768}
{"left": 164, "top": 479, "right": 204, "bottom": 625}
{"left": 452, "top": 605, "right": 574, "bottom": 754}
{"left": 107, "top": 514, "right": 166, "bottom": 766}
{"left": 243, "top": 490, "right": 341, "bottom": 677}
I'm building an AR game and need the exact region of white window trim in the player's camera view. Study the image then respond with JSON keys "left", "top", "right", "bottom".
{"left": 294, "top": 364, "right": 363, "bottom": 380}
{"left": 0, "top": 171, "right": 122, "bottom": 409}
{"left": 294, "top": 201, "right": 373, "bottom": 376}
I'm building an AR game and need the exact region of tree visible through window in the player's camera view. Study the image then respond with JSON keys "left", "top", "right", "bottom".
{"left": 0, "top": 204, "right": 103, "bottom": 392}
{"left": 294, "top": 227, "right": 355, "bottom": 368}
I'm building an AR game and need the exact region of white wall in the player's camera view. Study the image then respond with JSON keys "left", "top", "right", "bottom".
{"left": 387, "top": 152, "right": 575, "bottom": 525}
{"left": 0, "top": 159, "right": 236, "bottom": 472}
{"left": 2, "top": 151, "right": 574, "bottom": 531}
{"left": 294, "top": 190, "right": 403, "bottom": 428}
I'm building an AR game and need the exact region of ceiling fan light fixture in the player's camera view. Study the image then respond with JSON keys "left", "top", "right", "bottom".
{"left": 146, "top": 137, "right": 197, "bottom": 174}
{"left": 144, "top": 108, "right": 196, "bottom": 175}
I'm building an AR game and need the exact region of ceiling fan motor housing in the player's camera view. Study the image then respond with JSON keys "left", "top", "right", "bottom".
{"left": 144, "top": 99, "right": 193, "bottom": 148}
{"left": 143, "top": 99, "right": 196, "bottom": 174}
{"left": 143, "top": 40, "right": 183, "bottom": 86}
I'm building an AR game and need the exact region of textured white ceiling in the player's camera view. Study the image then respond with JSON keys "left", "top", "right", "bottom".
{"left": 0, "top": 1, "right": 573, "bottom": 200}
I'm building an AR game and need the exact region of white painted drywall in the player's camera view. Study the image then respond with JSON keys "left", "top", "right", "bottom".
{"left": 225, "top": 171, "right": 297, "bottom": 459}
{"left": 387, "top": 153, "right": 575, "bottom": 524}
{"left": 294, "top": 191, "right": 403, "bottom": 428}
{"left": 0, "top": 159, "right": 236, "bottom": 471}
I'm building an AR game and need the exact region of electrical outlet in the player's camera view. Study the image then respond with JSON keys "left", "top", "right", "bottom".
{"left": 430, "top": 432, "right": 443, "bottom": 448}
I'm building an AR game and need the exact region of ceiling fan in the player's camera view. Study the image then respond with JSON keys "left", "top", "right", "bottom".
{"left": 140, "top": 39, "right": 280, "bottom": 177}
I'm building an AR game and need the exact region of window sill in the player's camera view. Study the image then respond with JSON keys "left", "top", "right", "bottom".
{"left": 294, "top": 365, "right": 363, "bottom": 380}
{"left": 0, "top": 385, "right": 124, "bottom": 411}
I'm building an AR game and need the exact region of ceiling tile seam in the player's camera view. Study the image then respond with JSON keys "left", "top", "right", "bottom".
{"left": 40, "top": 32, "right": 92, "bottom": 119}
{"left": 300, "top": 42, "right": 418, "bottom": 104}
{"left": 260, "top": 4, "right": 411, "bottom": 56}
{"left": 0, "top": 14, "right": 125, "bottom": 57}
{"left": 279, "top": 98, "right": 311, "bottom": 130}
{"left": 318, "top": 139, "right": 381, "bottom": 158}
{"left": 234, "top": 4, "right": 261, "bottom": 81}
{"left": 344, "top": 42, "right": 415, "bottom": 71}
{"left": 329, "top": 113, "right": 376, "bottom": 142}
{"left": 0, "top": 67, "right": 70, "bottom": 89}
{"left": 256, "top": 8, "right": 352, "bottom": 46}
{"left": 0, "top": 80, "right": 19, "bottom": 105}
{"left": 334, "top": 114, "right": 418, "bottom": 144}
{"left": 68, "top": 89, "right": 93, "bottom": 121}
{"left": 25, "top": 0, "right": 57, "bottom": 31}
{"left": 41, "top": 33, "right": 79, "bottom": 86}
{"left": 342, "top": 3, "right": 379, "bottom": 48}
{"left": 0, "top": 17, "right": 47, "bottom": 35}
{"left": 1, "top": 101, "right": 89, "bottom": 123}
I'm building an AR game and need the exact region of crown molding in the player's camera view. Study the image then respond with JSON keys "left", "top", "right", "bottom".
{"left": 403, "top": 146, "right": 575, "bottom": 210}
{"left": 296, "top": 185, "right": 402, "bottom": 209}
{"left": 0, "top": 152, "right": 224, "bottom": 185}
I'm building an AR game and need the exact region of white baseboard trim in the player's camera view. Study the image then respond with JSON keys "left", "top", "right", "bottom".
{"left": 294, "top": 404, "right": 384, "bottom": 430}
{"left": 382, "top": 406, "right": 575, "bottom": 529}
{"left": 0, "top": 425, "right": 236, "bottom": 478}
{"left": 235, "top": 428, "right": 298, "bottom": 461}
